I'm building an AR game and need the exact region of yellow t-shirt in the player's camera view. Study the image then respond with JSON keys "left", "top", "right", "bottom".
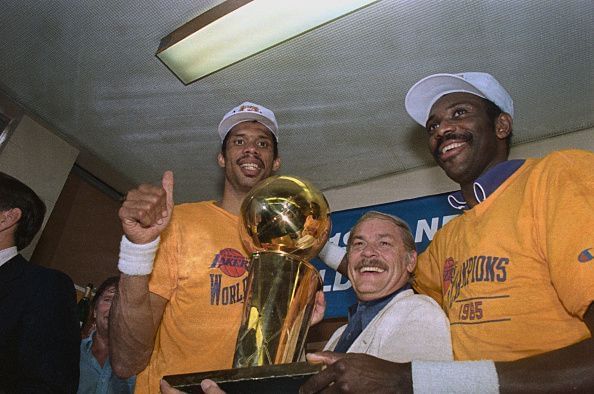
{"left": 415, "top": 150, "right": 594, "bottom": 361}
{"left": 136, "top": 201, "right": 249, "bottom": 393}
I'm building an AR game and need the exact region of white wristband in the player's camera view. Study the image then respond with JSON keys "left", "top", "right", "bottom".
{"left": 318, "top": 242, "right": 346, "bottom": 270}
{"left": 117, "top": 235, "right": 160, "bottom": 276}
{"left": 412, "top": 360, "right": 499, "bottom": 394}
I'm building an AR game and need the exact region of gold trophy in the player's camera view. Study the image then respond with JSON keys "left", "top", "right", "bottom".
{"left": 164, "top": 175, "right": 331, "bottom": 392}
{"left": 234, "top": 175, "right": 331, "bottom": 368}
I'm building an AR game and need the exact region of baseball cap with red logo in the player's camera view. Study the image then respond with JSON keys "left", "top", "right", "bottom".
{"left": 218, "top": 101, "right": 279, "bottom": 142}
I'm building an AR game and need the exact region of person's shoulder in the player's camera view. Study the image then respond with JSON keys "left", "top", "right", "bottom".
{"left": 378, "top": 291, "right": 447, "bottom": 328}
{"left": 15, "top": 256, "right": 51, "bottom": 277}
{"left": 397, "top": 290, "right": 444, "bottom": 311}
{"left": 170, "top": 200, "right": 216, "bottom": 223}
{"left": 537, "top": 149, "right": 594, "bottom": 166}
{"left": 12, "top": 260, "right": 75, "bottom": 313}
{"left": 36, "top": 264, "right": 74, "bottom": 286}
{"left": 173, "top": 200, "right": 217, "bottom": 214}
{"left": 419, "top": 212, "right": 461, "bottom": 249}
{"left": 404, "top": 290, "right": 439, "bottom": 304}
{"left": 24, "top": 262, "right": 75, "bottom": 296}
{"left": 526, "top": 149, "right": 594, "bottom": 181}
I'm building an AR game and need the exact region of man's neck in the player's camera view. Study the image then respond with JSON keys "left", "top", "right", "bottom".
{"left": 460, "top": 184, "right": 479, "bottom": 208}
{"left": 0, "top": 233, "right": 15, "bottom": 251}
{"left": 460, "top": 155, "right": 510, "bottom": 208}
{"left": 218, "top": 182, "right": 249, "bottom": 216}
{"left": 91, "top": 330, "right": 110, "bottom": 368}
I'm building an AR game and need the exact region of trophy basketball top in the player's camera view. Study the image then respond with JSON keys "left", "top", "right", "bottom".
{"left": 239, "top": 175, "right": 331, "bottom": 260}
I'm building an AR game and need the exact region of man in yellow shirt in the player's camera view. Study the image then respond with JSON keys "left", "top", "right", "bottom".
{"left": 306, "top": 73, "right": 594, "bottom": 392}
{"left": 109, "top": 102, "right": 282, "bottom": 393}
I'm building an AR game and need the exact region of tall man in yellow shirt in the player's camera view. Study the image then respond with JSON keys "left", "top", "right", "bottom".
{"left": 109, "top": 102, "right": 283, "bottom": 393}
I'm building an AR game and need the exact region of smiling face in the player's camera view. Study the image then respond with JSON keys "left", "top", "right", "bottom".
{"left": 93, "top": 285, "right": 116, "bottom": 336}
{"left": 347, "top": 217, "right": 416, "bottom": 302}
{"left": 217, "top": 121, "right": 281, "bottom": 194}
{"left": 425, "top": 93, "right": 511, "bottom": 188}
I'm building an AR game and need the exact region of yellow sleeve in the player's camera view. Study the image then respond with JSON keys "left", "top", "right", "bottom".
{"left": 540, "top": 150, "right": 594, "bottom": 318}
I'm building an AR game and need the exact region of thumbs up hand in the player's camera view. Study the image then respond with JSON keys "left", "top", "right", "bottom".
{"left": 119, "top": 171, "right": 175, "bottom": 245}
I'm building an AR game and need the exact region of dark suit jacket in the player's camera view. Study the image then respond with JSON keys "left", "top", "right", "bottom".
{"left": 0, "top": 254, "right": 79, "bottom": 393}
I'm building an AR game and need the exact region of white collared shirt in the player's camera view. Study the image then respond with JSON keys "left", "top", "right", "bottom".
{"left": 0, "top": 246, "right": 18, "bottom": 268}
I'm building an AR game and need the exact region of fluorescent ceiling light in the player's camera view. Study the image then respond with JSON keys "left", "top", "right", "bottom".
{"left": 156, "top": 0, "right": 380, "bottom": 84}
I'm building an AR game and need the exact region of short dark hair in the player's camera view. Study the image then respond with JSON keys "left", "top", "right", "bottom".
{"left": 92, "top": 276, "right": 119, "bottom": 310}
{"left": 221, "top": 121, "right": 279, "bottom": 159}
{"left": 482, "top": 98, "right": 513, "bottom": 154}
{"left": 0, "top": 172, "right": 46, "bottom": 250}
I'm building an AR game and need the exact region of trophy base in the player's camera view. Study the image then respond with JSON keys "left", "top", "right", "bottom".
{"left": 163, "top": 362, "right": 323, "bottom": 393}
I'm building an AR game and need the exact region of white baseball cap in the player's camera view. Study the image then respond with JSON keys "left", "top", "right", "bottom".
{"left": 218, "top": 101, "right": 278, "bottom": 142}
{"left": 405, "top": 72, "right": 514, "bottom": 126}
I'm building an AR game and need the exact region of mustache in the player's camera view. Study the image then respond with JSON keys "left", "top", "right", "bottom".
{"left": 433, "top": 131, "right": 473, "bottom": 158}
{"left": 236, "top": 154, "right": 264, "bottom": 167}
{"left": 354, "top": 258, "right": 389, "bottom": 271}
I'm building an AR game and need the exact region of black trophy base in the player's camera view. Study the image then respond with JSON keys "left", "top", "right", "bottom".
{"left": 163, "top": 362, "right": 323, "bottom": 393}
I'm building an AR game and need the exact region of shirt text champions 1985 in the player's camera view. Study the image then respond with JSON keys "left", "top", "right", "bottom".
{"left": 415, "top": 150, "right": 594, "bottom": 362}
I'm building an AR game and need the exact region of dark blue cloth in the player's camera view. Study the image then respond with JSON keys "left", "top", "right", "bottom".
{"left": 0, "top": 254, "right": 80, "bottom": 393}
{"left": 447, "top": 159, "right": 525, "bottom": 210}
{"left": 78, "top": 335, "right": 135, "bottom": 394}
{"left": 334, "top": 284, "right": 411, "bottom": 352}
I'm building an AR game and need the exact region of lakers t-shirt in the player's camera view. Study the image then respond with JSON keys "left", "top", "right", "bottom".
{"left": 136, "top": 201, "right": 249, "bottom": 393}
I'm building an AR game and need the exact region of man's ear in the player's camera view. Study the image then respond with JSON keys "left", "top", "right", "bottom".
{"left": 406, "top": 250, "right": 418, "bottom": 273}
{"left": 0, "top": 208, "right": 21, "bottom": 231}
{"left": 217, "top": 152, "right": 226, "bottom": 169}
{"left": 495, "top": 113, "right": 513, "bottom": 140}
{"left": 272, "top": 157, "right": 281, "bottom": 172}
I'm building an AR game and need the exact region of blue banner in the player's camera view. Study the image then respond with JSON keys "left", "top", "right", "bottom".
{"left": 312, "top": 191, "right": 460, "bottom": 318}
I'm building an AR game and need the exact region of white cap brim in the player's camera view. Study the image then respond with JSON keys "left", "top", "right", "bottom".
{"left": 405, "top": 72, "right": 513, "bottom": 126}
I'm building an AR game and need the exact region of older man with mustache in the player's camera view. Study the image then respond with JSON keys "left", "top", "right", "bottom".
{"left": 320, "top": 211, "right": 452, "bottom": 362}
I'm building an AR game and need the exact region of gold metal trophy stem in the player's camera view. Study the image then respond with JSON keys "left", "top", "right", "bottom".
{"left": 233, "top": 251, "right": 322, "bottom": 368}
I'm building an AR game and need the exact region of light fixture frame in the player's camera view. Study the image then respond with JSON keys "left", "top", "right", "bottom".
{"left": 156, "top": 0, "right": 381, "bottom": 85}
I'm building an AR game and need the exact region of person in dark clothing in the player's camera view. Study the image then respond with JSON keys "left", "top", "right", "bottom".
{"left": 0, "top": 171, "right": 80, "bottom": 393}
